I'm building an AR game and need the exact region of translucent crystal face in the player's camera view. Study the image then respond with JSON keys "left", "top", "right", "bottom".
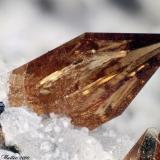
{"left": 8, "top": 33, "right": 160, "bottom": 129}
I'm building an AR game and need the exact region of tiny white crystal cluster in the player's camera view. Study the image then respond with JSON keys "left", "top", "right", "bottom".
{"left": 0, "top": 107, "right": 115, "bottom": 160}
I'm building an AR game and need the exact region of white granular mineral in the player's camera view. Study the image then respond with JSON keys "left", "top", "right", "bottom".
{"left": 0, "top": 107, "right": 116, "bottom": 160}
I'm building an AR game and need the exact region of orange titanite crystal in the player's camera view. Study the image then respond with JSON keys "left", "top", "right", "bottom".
{"left": 8, "top": 33, "right": 160, "bottom": 129}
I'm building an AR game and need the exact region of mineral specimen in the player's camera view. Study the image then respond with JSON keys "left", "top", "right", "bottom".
{"left": 8, "top": 33, "right": 160, "bottom": 129}
{"left": 124, "top": 128, "right": 160, "bottom": 160}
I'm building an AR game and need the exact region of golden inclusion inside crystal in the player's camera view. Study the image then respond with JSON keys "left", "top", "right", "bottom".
{"left": 40, "top": 70, "right": 63, "bottom": 85}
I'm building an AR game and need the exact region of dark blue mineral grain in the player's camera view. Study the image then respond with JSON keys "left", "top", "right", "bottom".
{"left": 0, "top": 102, "right": 5, "bottom": 114}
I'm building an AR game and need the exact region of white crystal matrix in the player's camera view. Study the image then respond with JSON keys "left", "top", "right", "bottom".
{"left": 0, "top": 107, "right": 115, "bottom": 160}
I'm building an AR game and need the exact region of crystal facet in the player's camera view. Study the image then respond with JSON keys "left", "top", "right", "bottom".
{"left": 124, "top": 128, "right": 160, "bottom": 160}
{"left": 8, "top": 33, "right": 160, "bottom": 129}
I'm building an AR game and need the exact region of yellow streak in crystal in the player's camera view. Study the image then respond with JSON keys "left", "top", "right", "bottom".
{"left": 40, "top": 71, "right": 63, "bottom": 85}
{"left": 128, "top": 65, "right": 145, "bottom": 78}
{"left": 120, "top": 50, "right": 127, "bottom": 57}
{"left": 82, "top": 74, "right": 116, "bottom": 96}
{"left": 82, "top": 90, "right": 90, "bottom": 95}
{"left": 97, "top": 75, "right": 116, "bottom": 85}
{"left": 137, "top": 65, "right": 145, "bottom": 71}
{"left": 128, "top": 71, "right": 136, "bottom": 77}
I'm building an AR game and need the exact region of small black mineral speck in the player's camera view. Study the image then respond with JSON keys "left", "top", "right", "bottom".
{"left": 0, "top": 102, "right": 5, "bottom": 114}
{"left": 4, "top": 145, "right": 20, "bottom": 154}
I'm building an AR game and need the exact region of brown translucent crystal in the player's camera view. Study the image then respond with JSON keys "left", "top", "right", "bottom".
{"left": 124, "top": 128, "right": 160, "bottom": 160}
{"left": 8, "top": 33, "right": 160, "bottom": 129}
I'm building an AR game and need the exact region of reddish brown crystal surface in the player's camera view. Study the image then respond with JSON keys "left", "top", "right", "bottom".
{"left": 8, "top": 33, "right": 160, "bottom": 129}
{"left": 124, "top": 128, "right": 160, "bottom": 160}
